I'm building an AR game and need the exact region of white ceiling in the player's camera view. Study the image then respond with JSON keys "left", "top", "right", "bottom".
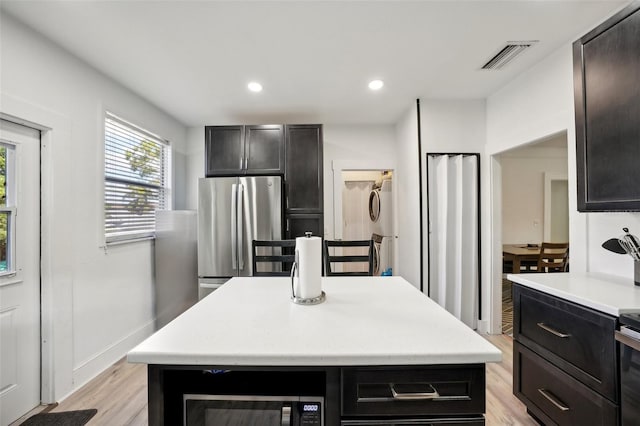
{"left": 0, "top": 1, "right": 628, "bottom": 126}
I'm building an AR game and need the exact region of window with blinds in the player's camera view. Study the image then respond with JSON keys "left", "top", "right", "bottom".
{"left": 104, "top": 113, "right": 169, "bottom": 243}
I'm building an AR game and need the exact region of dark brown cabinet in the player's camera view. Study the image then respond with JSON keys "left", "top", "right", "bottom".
{"left": 512, "top": 284, "right": 619, "bottom": 425}
{"left": 149, "top": 363, "right": 488, "bottom": 426}
{"left": 285, "top": 124, "right": 324, "bottom": 238}
{"left": 573, "top": 3, "right": 640, "bottom": 211}
{"left": 205, "top": 124, "right": 284, "bottom": 176}
{"left": 285, "top": 124, "right": 323, "bottom": 213}
{"left": 514, "top": 342, "right": 618, "bottom": 425}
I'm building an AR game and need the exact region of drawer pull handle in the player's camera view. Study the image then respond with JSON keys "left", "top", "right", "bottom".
{"left": 390, "top": 383, "right": 440, "bottom": 400}
{"left": 538, "top": 388, "right": 570, "bottom": 411}
{"left": 537, "top": 322, "right": 570, "bottom": 338}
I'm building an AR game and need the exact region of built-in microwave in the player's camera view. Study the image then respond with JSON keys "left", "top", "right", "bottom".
{"left": 184, "top": 394, "right": 324, "bottom": 426}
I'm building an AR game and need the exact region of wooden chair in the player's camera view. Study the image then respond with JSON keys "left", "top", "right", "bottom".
{"left": 323, "top": 240, "right": 374, "bottom": 276}
{"left": 537, "top": 242, "right": 569, "bottom": 273}
{"left": 252, "top": 240, "right": 296, "bottom": 276}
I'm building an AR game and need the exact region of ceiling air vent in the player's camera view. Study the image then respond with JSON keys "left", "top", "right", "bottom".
{"left": 481, "top": 41, "right": 538, "bottom": 70}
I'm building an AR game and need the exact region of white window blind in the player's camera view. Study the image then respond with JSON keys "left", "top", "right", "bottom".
{"left": 104, "top": 113, "right": 169, "bottom": 243}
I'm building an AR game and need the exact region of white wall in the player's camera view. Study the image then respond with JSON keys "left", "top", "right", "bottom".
{"left": 486, "top": 43, "right": 640, "bottom": 331}
{"left": 395, "top": 102, "right": 420, "bottom": 287}
{"left": 0, "top": 14, "right": 188, "bottom": 401}
{"left": 420, "top": 100, "right": 487, "bottom": 154}
{"left": 501, "top": 142, "right": 568, "bottom": 244}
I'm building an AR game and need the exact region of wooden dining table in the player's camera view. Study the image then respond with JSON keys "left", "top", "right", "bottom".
{"left": 502, "top": 244, "right": 543, "bottom": 273}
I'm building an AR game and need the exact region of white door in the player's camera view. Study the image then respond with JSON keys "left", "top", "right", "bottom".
{"left": 0, "top": 119, "right": 41, "bottom": 425}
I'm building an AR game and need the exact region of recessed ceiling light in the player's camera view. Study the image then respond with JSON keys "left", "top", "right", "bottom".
{"left": 248, "top": 82, "right": 263, "bottom": 92}
{"left": 368, "top": 80, "right": 384, "bottom": 91}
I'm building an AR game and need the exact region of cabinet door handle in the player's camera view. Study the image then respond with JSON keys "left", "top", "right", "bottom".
{"left": 239, "top": 157, "right": 243, "bottom": 170}
{"left": 244, "top": 157, "right": 248, "bottom": 170}
{"left": 390, "top": 383, "right": 439, "bottom": 400}
{"left": 537, "top": 322, "right": 570, "bottom": 338}
{"left": 538, "top": 388, "right": 570, "bottom": 411}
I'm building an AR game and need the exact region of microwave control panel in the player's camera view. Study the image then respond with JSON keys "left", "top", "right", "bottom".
{"left": 299, "top": 401, "right": 321, "bottom": 426}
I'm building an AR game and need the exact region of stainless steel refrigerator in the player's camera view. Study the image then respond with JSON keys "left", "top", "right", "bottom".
{"left": 197, "top": 176, "right": 282, "bottom": 298}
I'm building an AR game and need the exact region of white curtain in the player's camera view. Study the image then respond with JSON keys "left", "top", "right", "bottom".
{"left": 427, "top": 154, "right": 478, "bottom": 329}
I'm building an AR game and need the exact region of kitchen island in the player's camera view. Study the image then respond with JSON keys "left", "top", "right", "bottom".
{"left": 128, "top": 276, "right": 501, "bottom": 425}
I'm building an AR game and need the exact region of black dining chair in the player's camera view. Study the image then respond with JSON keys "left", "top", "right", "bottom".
{"left": 252, "top": 240, "right": 296, "bottom": 276}
{"left": 323, "top": 240, "right": 374, "bottom": 276}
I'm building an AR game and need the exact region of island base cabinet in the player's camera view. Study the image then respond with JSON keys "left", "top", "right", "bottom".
{"left": 513, "top": 342, "right": 618, "bottom": 426}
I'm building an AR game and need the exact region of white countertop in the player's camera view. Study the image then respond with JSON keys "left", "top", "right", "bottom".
{"left": 507, "top": 272, "right": 640, "bottom": 316}
{"left": 127, "top": 276, "right": 501, "bottom": 366}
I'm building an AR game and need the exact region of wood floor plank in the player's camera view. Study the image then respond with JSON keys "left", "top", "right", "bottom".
{"left": 15, "top": 334, "right": 537, "bottom": 425}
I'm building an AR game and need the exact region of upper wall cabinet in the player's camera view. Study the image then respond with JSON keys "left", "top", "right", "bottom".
{"left": 573, "top": 3, "right": 640, "bottom": 211}
{"left": 205, "top": 125, "right": 284, "bottom": 176}
{"left": 285, "top": 124, "right": 324, "bottom": 214}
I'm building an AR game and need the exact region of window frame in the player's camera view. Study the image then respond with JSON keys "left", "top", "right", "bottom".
{"left": 103, "top": 112, "right": 170, "bottom": 245}
{"left": 0, "top": 140, "right": 17, "bottom": 277}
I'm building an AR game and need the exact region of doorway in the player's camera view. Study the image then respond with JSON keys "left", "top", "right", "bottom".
{"left": 332, "top": 161, "right": 396, "bottom": 276}
{"left": 0, "top": 119, "right": 41, "bottom": 424}
{"left": 341, "top": 170, "right": 393, "bottom": 275}
{"left": 498, "top": 132, "right": 569, "bottom": 335}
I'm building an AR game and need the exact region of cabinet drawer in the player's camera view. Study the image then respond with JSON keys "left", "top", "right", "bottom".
{"left": 342, "top": 366, "right": 485, "bottom": 417}
{"left": 514, "top": 342, "right": 618, "bottom": 426}
{"left": 513, "top": 284, "right": 617, "bottom": 400}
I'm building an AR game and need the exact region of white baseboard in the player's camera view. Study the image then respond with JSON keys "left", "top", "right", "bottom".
{"left": 62, "top": 320, "right": 155, "bottom": 402}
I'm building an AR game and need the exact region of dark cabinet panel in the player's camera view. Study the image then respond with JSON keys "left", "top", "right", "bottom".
{"left": 286, "top": 214, "right": 323, "bottom": 239}
{"left": 514, "top": 342, "right": 618, "bottom": 426}
{"left": 205, "top": 125, "right": 284, "bottom": 176}
{"left": 285, "top": 124, "right": 323, "bottom": 213}
{"left": 245, "top": 124, "right": 284, "bottom": 175}
{"left": 512, "top": 283, "right": 620, "bottom": 424}
{"left": 513, "top": 284, "right": 617, "bottom": 400}
{"left": 205, "top": 126, "right": 244, "bottom": 176}
{"left": 574, "top": 4, "right": 640, "bottom": 211}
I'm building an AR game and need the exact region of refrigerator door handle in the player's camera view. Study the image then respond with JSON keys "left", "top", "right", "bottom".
{"left": 231, "top": 183, "right": 238, "bottom": 270}
{"left": 237, "top": 183, "right": 245, "bottom": 270}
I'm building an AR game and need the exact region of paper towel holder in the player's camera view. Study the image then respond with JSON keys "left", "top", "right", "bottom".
{"left": 290, "top": 232, "right": 326, "bottom": 305}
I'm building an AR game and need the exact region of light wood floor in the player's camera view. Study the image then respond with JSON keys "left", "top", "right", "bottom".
{"left": 14, "top": 334, "right": 538, "bottom": 426}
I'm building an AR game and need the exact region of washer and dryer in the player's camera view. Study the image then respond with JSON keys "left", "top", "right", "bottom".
{"left": 369, "top": 178, "right": 393, "bottom": 276}
{"left": 371, "top": 233, "right": 393, "bottom": 276}
{"left": 368, "top": 179, "right": 392, "bottom": 236}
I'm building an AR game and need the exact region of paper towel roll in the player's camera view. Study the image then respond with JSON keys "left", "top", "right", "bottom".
{"left": 294, "top": 235, "right": 322, "bottom": 299}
